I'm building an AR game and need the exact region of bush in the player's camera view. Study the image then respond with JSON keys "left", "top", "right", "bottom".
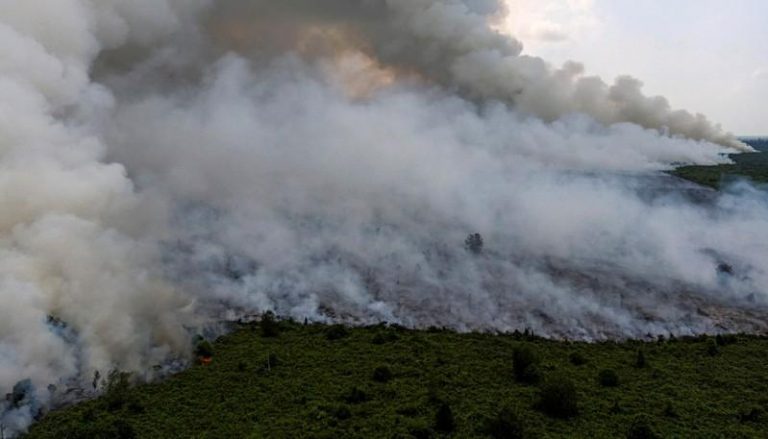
{"left": 569, "top": 352, "right": 587, "bottom": 366}
{"left": 739, "top": 406, "right": 763, "bottom": 423}
{"left": 408, "top": 424, "right": 433, "bottom": 439}
{"left": 194, "top": 340, "right": 214, "bottom": 358}
{"left": 635, "top": 349, "right": 647, "bottom": 368}
{"left": 372, "top": 365, "right": 393, "bottom": 383}
{"left": 333, "top": 405, "right": 352, "bottom": 420}
{"left": 663, "top": 402, "right": 678, "bottom": 418}
{"left": 434, "top": 403, "right": 456, "bottom": 433}
{"left": 342, "top": 387, "right": 369, "bottom": 404}
{"left": 260, "top": 311, "right": 280, "bottom": 338}
{"left": 486, "top": 407, "right": 525, "bottom": 439}
{"left": 326, "top": 324, "right": 349, "bottom": 341}
{"left": 598, "top": 369, "right": 620, "bottom": 387}
{"left": 706, "top": 339, "right": 720, "bottom": 356}
{"left": 465, "top": 233, "right": 484, "bottom": 254}
{"left": 536, "top": 377, "right": 579, "bottom": 418}
{"left": 102, "top": 371, "right": 133, "bottom": 412}
{"left": 371, "top": 331, "right": 399, "bottom": 345}
{"left": 513, "top": 346, "right": 540, "bottom": 384}
{"left": 519, "top": 363, "right": 542, "bottom": 385}
{"left": 716, "top": 333, "right": 738, "bottom": 346}
{"left": 626, "top": 415, "right": 660, "bottom": 439}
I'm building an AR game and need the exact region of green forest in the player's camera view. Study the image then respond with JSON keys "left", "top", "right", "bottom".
{"left": 26, "top": 321, "right": 768, "bottom": 438}
{"left": 671, "top": 138, "right": 768, "bottom": 188}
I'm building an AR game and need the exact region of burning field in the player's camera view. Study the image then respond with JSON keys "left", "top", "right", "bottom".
{"left": 1, "top": 0, "right": 767, "bottom": 435}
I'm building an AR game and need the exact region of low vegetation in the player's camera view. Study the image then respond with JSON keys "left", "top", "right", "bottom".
{"left": 671, "top": 138, "right": 768, "bottom": 188}
{"left": 24, "top": 321, "right": 768, "bottom": 438}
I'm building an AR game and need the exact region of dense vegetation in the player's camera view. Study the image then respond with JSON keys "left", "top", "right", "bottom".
{"left": 671, "top": 138, "right": 768, "bottom": 188}
{"left": 25, "top": 321, "right": 768, "bottom": 438}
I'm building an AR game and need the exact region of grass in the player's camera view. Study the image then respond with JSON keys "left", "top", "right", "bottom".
{"left": 24, "top": 322, "right": 768, "bottom": 438}
{"left": 671, "top": 138, "right": 768, "bottom": 189}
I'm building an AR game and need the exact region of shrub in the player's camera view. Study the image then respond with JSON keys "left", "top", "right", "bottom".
{"left": 706, "top": 339, "right": 720, "bottom": 356}
{"left": 334, "top": 405, "right": 352, "bottom": 420}
{"left": 259, "top": 353, "right": 279, "bottom": 373}
{"left": 513, "top": 346, "right": 540, "bottom": 384}
{"left": 343, "top": 387, "right": 369, "bottom": 404}
{"left": 739, "top": 406, "right": 763, "bottom": 423}
{"left": 486, "top": 407, "right": 525, "bottom": 439}
{"left": 465, "top": 233, "right": 484, "bottom": 254}
{"left": 519, "top": 363, "right": 542, "bottom": 385}
{"left": 194, "top": 340, "right": 214, "bottom": 358}
{"left": 598, "top": 369, "right": 620, "bottom": 387}
{"left": 635, "top": 349, "right": 647, "bottom": 368}
{"left": 716, "top": 333, "right": 738, "bottom": 346}
{"left": 371, "top": 331, "right": 399, "bottom": 345}
{"left": 102, "top": 371, "right": 133, "bottom": 412}
{"left": 569, "top": 352, "right": 587, "bottom": 366}
{"left": 536, "top": 377, "right": 579, "bottom": 418}
{"left": 626, "top": 415, "right": 660, "bottom": 439}
{"left": 260, "top": 311, "right": 280, "bottom": 338}
{"left": 326, "top": 324, "right": 349, "bottom": 341}
{"left": 372, "top": 365, "right": 393, "bottom": 383}
{"left": 663, "top": 402, "right": 679, "bottom": 418}
{"left": 434, "top": 403, "right": 456, "bottom": 433}
{"left": 408, "top": 424, "right": 433, "bottom": 439}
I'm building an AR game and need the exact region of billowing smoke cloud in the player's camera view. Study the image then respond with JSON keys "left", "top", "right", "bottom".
{"left": 203, "top": 0, "right": 749, "bottom": 150}
{"left": 1, "top": 0, "right": 766, "bottom": 435}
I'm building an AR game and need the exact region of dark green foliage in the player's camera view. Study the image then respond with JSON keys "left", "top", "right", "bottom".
{"left": 569, "top": 351, "right": 587, "bottom": 366}
{"left": 512, "top": 345, "right": 540, "bottom": 384}
{"left": 260, "top": 311, "right": 280, "bottom": 338}
{"left": 661, "top": 402, "right": 677, "bottom": 419}
{"left": 716, "top": 333, "right": 738, "bottom": 346}
{"left": 536, "top": 377, "right": 579, "bottom": 418}
{"left": 102, "top": 371, "right": 132, "bottom": 412}
{"left": 409, "top": 425, "right": 433, "bottom": 439}
{"left": 670, "top": 138, "right": 768, "bottom": 189}
{"left": 635, "top": 349, "right": 647, "bottom": 369}
{"left": 372, "top": 365, "right": 393, "bottom": 383}
{"left": 465, "top": 233, "right": 484, "bottom": 254}
{"left": 626, "top": 415, "right": 660, "bottom": 439}
{"left": 258, "top": 353, "right": 279, "bottom": 373}
{"left": 707, "top": 339, "right": 720, "bottom": 357}
{"left": 486, "top": 407, "right": 526, "bottom": 439}
{"left": 434, "top": 403, "right": 456, "bottom": 433}
{"left": 333, "top": 405, "right": 352, "bottom": 421}
{"left": 371, "top": 330, "right": 399, "bottom": 345}
{"left": 342, "top": 386, "right": 369, "bottom": 404}
{"left": 598, "top": 369, "right": 620, "bottom": 387}
{"left": 739, "top": 407, "right": 763, "bottom": 423}
{"left": 194, "top": 340, "right": 214, "bottom": 358}
{"left": 326, "top": 324, "right": 349, "bottom": 341}
{"left": 25, "top": 325, "right": 768, "bottom": 438}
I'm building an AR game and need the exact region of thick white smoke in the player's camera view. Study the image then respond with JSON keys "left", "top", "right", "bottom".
{"left": 1, "top": 0, "right": 766, "bottom": 435}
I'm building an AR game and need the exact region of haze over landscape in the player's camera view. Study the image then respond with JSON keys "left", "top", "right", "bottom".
{"left": 0, "top": 1, "right": 766, "bottom": 435}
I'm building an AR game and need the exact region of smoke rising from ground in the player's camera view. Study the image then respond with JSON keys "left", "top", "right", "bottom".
{"left": 1, "top": 0, "right": 766, "bottom": 435}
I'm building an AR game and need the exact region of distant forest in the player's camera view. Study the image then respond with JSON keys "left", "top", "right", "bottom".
{"left": 671, "top": 137, "right": 768, "bottom": 188}
{"left": 742, "top": 137, "right": 768, "bottom": 151}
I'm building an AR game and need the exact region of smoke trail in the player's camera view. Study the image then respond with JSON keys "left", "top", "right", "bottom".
{"left": 0, "top": 1, "right": 209, "bottom": 434}
{"left": 1, "top": 0, "right": 766, "bottom": 435}
{"left": 204, "top": 0, "right": 749, "bottom": 150}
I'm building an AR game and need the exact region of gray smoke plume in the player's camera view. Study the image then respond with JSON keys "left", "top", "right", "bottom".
{"left": 1, "top": 0, "right": 766, "bottom": 435}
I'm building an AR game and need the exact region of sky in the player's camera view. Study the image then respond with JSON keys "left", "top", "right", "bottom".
{"left": 502, "top": 0, "right": 768, "bottom": 135}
